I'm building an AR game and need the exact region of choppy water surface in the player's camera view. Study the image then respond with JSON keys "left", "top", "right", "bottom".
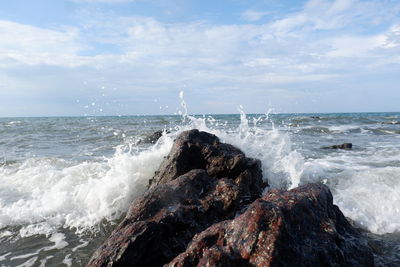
{"left": 1, "top": 112, "right": 400, "bottom": 266}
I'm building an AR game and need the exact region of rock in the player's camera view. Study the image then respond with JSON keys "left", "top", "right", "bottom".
{"left": 169, "top": 183, "right": 374, "bottom": 267}
{"left": 382, "top": 121, "right": 400, "bottom": 125}
{"left": 139, "top": 130, "right": 170, "bottom": 144}
{"left": 87, "top": 130, "right": 265, "bottom": 267}
{"left": 87, "top": 170, "right": 262, "bottom": 267}
{"left": 88, "top": 130, "right": 373, "bottom": 267}
{"left": 322, "top": 143, "right": 352, "bottom": 150}
{"left": 149, "top": 129, "right": 266, "bottom": 193}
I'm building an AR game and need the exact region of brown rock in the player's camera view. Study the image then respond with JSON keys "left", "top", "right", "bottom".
{"left": 87, "top": 130, "right": 265, "bottom": 267}
{"left": 169, "top": 183, "right": 374, "bottom": 267}
{"left": 149, "top": 129, "right": 266, "bottom": 194}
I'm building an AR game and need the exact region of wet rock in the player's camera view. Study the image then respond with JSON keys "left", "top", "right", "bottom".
{"left": 322, "top": 143, "right": 352, "bottom": 150}
{"left": 149, "top": 129, "right": 266, "bottom": 192}
{"left": 87, "top": 130, "right": 265, "bottom": 267}
{"left": 87, "top": 169, "right": 262, "bottom": 267}
{"left": 310, "top": 116, "right": 321, "bottom": 119}
{"left": 365, "top": 231, "right": 400, "bottom": 266}
{"left": 169, "top": 183, "right": 374, "bottom": 267}
{"left": 88, "top": 130, "right": 372, "bottom": 267}
{"left": 139, "top": 130, "right": 170, "bottom": 144}
{"left": 382, "top": 121, "right": 400, "bottom": 125}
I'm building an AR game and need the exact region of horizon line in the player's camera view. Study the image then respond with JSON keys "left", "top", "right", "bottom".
{"left": 0, "top": 111, "right": 399, "bottom": 119}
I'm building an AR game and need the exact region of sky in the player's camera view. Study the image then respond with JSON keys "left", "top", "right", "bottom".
{"left": 0, "top": 0, "right": 399, "bottom": 117}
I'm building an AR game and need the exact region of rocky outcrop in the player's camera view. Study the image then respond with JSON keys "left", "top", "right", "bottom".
{"left": 148, "top": 129, "right": 266, "bottom": 194}
{"left": 322, "top": 143, "right": 352, "bottom": 150}
{"left": 87, "top": 130, "right": 373, "bottom": 267}
{"left": 87, "top": 130, "right": 265, "bottom": 267}
{"left": 169, "top": 183, "right": 374, "bottom": 267}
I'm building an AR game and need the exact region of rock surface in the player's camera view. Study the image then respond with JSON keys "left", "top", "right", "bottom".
{"left": 169, "top": 183, "right": 374, "bottom": 267}
{"left": 148, "top": 129, "right": 266, "bottom": 194}
{"left": 87, "top": 130, "right": 265, "bottom": 267}
{"left": 322, "top": 143, "right": 353, "bottom": 150}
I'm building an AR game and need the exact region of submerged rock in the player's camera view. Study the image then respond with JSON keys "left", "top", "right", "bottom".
{"left": 310, "top": 116, "right": 321, "bottom": 119}
{"left": 139, "top": 130, "right": 170, "bottom": 144}
{"left": 322, "top": 143, "right": 352, "bottom": 150}
{"left": 382, "top": 121, "right": 400, "bottom": 125}
{"left": 87, "top": 130, "right": 265, "bottom": 267}
{"left": 169, "top": 183, "right": 374, "bottom": 267}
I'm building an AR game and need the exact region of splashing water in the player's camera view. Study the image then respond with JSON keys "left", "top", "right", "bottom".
{"left": 0, "top": 96, "right": 305, "bottom": 238}
{"left": 0, "top": 138, "right": 174, "bottom": 236}
{"left": 177, "top": 109, "right": 305, "bottom": 189}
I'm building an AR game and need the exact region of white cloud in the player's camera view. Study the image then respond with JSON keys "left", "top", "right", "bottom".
{"left": 326, "top": 35, "right": 387, "bottom": 57}
{"left": 383, "top": 24, "right": 400, "bottom": 48}
{"left": 241, "top": 10, "right": 270, "bottom": 22}
{"left": 244, "top": 58, "right": 279, "bottom": 67}
{"left": 0, "top": 20, "right": 87, "bottom": 67}
{"left": 1, "top": 1, "right": 399, "bottom": 76}
{"left": 270, "top": 13, "right": 308, "bottom": 32}
{"left": 271, "top": 0, "right": 399, "bottom": 32}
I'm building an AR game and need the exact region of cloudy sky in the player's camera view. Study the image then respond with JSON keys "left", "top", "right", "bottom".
{"left": 0, "top": 0, "right": 399, "bottom": 117}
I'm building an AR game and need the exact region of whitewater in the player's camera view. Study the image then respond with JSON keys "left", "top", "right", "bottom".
{"left": 1, "top": 107, "right": 400, "bottom": 265}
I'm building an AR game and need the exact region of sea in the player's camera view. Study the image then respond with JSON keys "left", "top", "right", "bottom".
{"left": 1, "top": 109, "right": 400, "bottom": 266}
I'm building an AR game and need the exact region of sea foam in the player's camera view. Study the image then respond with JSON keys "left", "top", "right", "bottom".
{"left": 301, "top": 144, "right": 400, "bottom": 234}
{"left": 0, "top": 137, "right": 174, "bottom": 236}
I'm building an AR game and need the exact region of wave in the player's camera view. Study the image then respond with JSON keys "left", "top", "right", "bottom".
{"left": 1, "top": 108, "right": 399, "bottom": 241}
{"left": 370, "top": 128, "right": 400, "bottom": 135}
{"left": 301, "top": 145, "right": 400, "bottom": 234}
{"left": 292, "top": 125, "right": 400, "bottom": 135}
{"left": 0, "top": 139, "right": 173, "bottom": 236}
{"left": 335, "top": 166, "right": 400, "bottom": 234}
{"left": 294, "top": 125, "right": 361, "bottom": 135}
{"left": 0, "top": 112, "right": 306, "bottom": 239}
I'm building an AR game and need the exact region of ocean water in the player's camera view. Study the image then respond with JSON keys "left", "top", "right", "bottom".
{"left": 1, "top": 110, "right": 400, "bottom": 266}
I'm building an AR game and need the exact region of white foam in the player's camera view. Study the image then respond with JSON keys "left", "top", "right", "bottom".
{"left": 0, "top": 137, "right": 173, "bottom": 235}
{"left": 0, "top": 252, "right": 11, "bottom": 261}
{"left": 15, "top": 256, "right": 37, "bottom": 267}
{"left": 328, "top": 125, "right": 360, "bottom": 132}
{"left": 44, "top": 233, "right": 68, "bottom": 251}
{"left": 7, "top": 121, "right": 23, "bottom": 126}
{"left": 179, "top": 110, "right": 305, "bottom": 189}
{"left": 301, "top": 144, "right": 400, "bottom": 234}
{"left": 39, "top": 259, "right": 47, "bottom": 267}
{"left": 38, "top": 256, "right": 53, "bottom": 267}
{"left": 62, "top": 254, "right": 72, "bottom": 267}
{"left": 0, "top": 230, "right": 13, "bottom": 238}
{"left": 72, "top": 239, "right": 89, "bottom": 252}
{"left": 5, "top": 233, "right": 67, "bottom": 267}
{"left": 334, "top": 167, "right": 400, "bottom": 234}
{"left": 11, "top": 252, "right": 39, "bottom": 261}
